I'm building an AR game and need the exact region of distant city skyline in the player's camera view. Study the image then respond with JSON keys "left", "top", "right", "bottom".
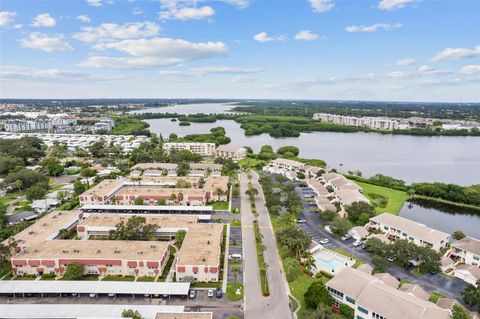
{"left": 0, "top": 0, "right": 479, "bottom": 102}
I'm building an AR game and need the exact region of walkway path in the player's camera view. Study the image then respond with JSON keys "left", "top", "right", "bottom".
{"left": 239, "top": 172, "right": 292, "bottom": 319}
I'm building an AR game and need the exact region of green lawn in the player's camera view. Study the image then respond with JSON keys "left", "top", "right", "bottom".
{"left": 101, "top": 275, "right": 135, "bottom": 281}
{"left": 429, "top": 291, "right": 446, "bottom": 303}
{"left": 238, "top": 157, "right": 266, "bottom": 169}
{"left": 191, "top": 282, "right": 222, "bottom": 288}
{"left": 226, "top": 282, "right": 244, "bottom": 301}
{"left": 230, "top": 219, "right": 241, "bottom": 227}
{"left": 354, "top": 181, "right": 409, "bottom": 215}
{"left": 288, "top": 272, "right": 327, "bottom": 319}
{"left": 136, "top": 276, "right": 156, "bottom": 282}
{"left": 111, "top": 117, "right": 149, "bottom": 135}
{"left": 212, "top": 201, "right": 229, "bottom": 210}
{"left": 331, "top": 248, "right": 364, "bottom": 268}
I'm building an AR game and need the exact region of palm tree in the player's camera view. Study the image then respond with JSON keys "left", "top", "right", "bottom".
{"left": 302, "top": 251, "right": 316, "bottom": 274}
{"left": 231, "top": 265, "right": 241, "bottom": 289}
{"left": 14, "top": 180, "right": 22, "bottom": 193}
{"left": 131, "top": 176, "right": 142, "bottom": 186}
{"left": 169, "top": 193, "right": 177, "bottom": 201}
{"left": 177, "top": 192, "right": 184, "bottom": 203}
{"left": 213, "top": 187, "right": 225, "bottom": 201}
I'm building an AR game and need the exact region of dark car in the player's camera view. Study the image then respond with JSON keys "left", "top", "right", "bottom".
{"left": 404, "top": 262, "right": 414, "bottom": 271}
{"left": 188, "top": 289, "right": 197, "bottom": 299}
{"left": 215, "top": 287, "right": 223, "bottom": 298}
{"left": 429, "top": 268, "right": 439, "bottom": 275}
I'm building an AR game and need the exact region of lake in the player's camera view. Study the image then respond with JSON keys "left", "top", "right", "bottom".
{"left": 146, "top": 117, "right": 480, "bottom": 185}
{"left": 399, "top": 199, "right": 480, "bottom": 237}
{"left": 129, "top": 102, "right": 235, "bottom": 115}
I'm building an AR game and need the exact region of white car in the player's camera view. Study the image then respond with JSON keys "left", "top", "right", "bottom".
{"left": 207, "top": 289, "right": 214, "bottom": 298}
{"left": 353, "top": 240, "right": 363, "bottom": 247}
{"left": 341, "top": 234, "right": 352, "bottom": 241}
{"left": 320, "top": 238, "right": 329, "bottom": 244}
{"left": 324, "top": 225, "right": 333, "bottom": 234}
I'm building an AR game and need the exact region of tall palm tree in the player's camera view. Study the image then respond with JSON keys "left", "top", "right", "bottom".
{"left": 302, "top": 251, "right": 316, "bottom": 274}
{"left": 213, "top": 187, "right": 225, "bottom": 201}
{"left": 231, "top": 265, "right": 241, "bottom": 289}
{"left": 177, "top": 192, "right": 184, "bottom": 203}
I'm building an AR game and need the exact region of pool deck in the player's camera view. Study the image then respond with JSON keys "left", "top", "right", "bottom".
{"left": 309, "top": 242, "right": 355, "bottom": 275}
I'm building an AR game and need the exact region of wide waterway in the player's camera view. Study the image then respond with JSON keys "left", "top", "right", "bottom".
{"left": 138, "top": 103, "right": 480, "bottom": 185}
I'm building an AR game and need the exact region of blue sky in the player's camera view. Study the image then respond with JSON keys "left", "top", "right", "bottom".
{"left": 0, "top": 0, "right": 479, "bottom": 101}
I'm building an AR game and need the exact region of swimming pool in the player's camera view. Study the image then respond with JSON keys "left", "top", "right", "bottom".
{"left": 314, "top": 256, "right": 344, "bottom": 273}
{"left": 310, "top": 248, "right": 355, "bottom": 275}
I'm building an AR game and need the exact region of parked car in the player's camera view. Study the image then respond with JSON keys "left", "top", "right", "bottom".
{"left": 188, "top": 289, "right": 197, "bottom": 299}
{"left": 320, "top": 238, "right": 329, "bottom": 244}
{"left": 361, "top": 243, "right": 367, "bottom": 249}
{"left": 387, "top": 256, "right": 396, "bottom": 263}
{"left": 215, "top": 287, "right": 223, "bottom": 298}
{"left": 296, "top": 219, "right": 306, "bottom": 224}
{"left": 207, "top": 289, "right": 214, "bottom": 298}
{"left": 89, "top": 293, "right": 96, "bottom": 298}
{"left": 353, "top": 240, "right": 363, "bottom": 247}
{"left": 341, "top": 234, "right": 352, "bottom": 241}
{"left": 228, "top": 254, "right": 242, "bottom": 261}
{"left": 404, "top": 262, "right": 414, "bottom": 271}
{"left": 324, "top": 225, "right": 333, "bottom": 234}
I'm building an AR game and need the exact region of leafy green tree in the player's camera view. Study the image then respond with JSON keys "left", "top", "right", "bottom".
{"left": 302, "top": 250, "right": 317, "bottom": 274}
{"left": 276, "top": 225, "right": 311, "bottom": 258}
{"left": 453, "top": 230, "right": 466, "bottom": 240}
{"left": 330, "top": 217, "right": 350, "bottom": 236}
{"left": 322, "top": 210, "right": 337, "bottom": 222}
{"left": 63, "top": 264, "right": 85, "bottom": 280}
{"left": 133, "top": 198, "right": 144, "bottom": 205}
{"left": 284, "top": 257, "right": 302, "bottom": 282}
{"left": 88, "top": 140, "right": 107, "bottom": 158}
{"left": 277, "top": 146, "right": 300, "bottom": 156}
{"left": 371, "top": 255, "right": 388, "bottom": 273}
{"left": 303, "top": 304, "right": 335, "bottom": 319}
{"left": 108, "top": 216, "right": 157, "bottom": 240}
{"left": 461, "top": 281, "right": 480, "bottom": 310}
{"left": 339, "top": 304, "right": 355, "bottom": 319}
{"left": 5, "top": 168, "right": 48, "bottom": 190}
{"left": 121, "top": 309, "right": 143, "bottom": 319}
{"left": 73, "top": 180, "right": 86, "bottom": 195}
{"left": 304, "top": 281, "right": 334, "bottom": 309}
{"left": 364, "top": 238, "right": 387, "bottom": 255}
{"left": 345, "top": 201, "right": 375, "bottom": 224}
{"left": 0, "top": 156, "right": 24, "bottom": 176}
{"left": 175, "top": 179, "right": 192, "bottom": 188}
{"left": 175, "top": 230, "right": 186, "bottom": 247}
{"left": 40, "top": 157, "right": 64, "bottom": 176}
{"left": 26, "top": 182, "right": 49, "bottom": 200}
{"left": 451, "top": 304, "right": 472, "bottom": 319}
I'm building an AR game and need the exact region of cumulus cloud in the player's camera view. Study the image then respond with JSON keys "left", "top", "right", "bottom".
{"left": 378, "top": 0, "right": 416, "bottom": 10}
{"left": 73, "top": 21, "right": 160, "bottom": 43}
{"left": 309, "top": 0, "right": 335, "bottom": 13}
{"left": 0, "top": 11, "right": 17, "bottom": 27}
{"left": 431, "top": 45, "right": 480, "bottom": 62}
{"left": 159, "top": 66, "right": 263, "bottom": 77}
{"left": 458, "top": 65, "right": 480, "bottom": 75}
{"left": 31, "top": 13, "right": 56, "bottom": 27}
{"left": 20, "top": 33, "right": 73, "bottom": 52}
{"left": 294, "top": 30, "right": 320, "bottom": 41}
{"left": 345, "top": 23, "right": 402, "bottom": 33}
{"left": 253, "top": 32, "right": 286, "bottom": 43}
{"left": 78, "top": 37, "right": 228, "bottom": 69}
{"left": 223, "top": 0, "right": 250, "bottom": 8}
{"left": 159, "top": 6, "right": 214, "bottom": 20}
{"left": 0, "top": 66, "right": 119, "bottom": 81}
{"left": 394, "top": 58, "right": 415, "bottom": 66}
{"left": 418, "top": 65, "right": 435, "bottom": 72}
{"left": 387, "top": 71, "right": 417, "bottom": 79}
{"left": 86, "top": 0, "right": 103, "bottom": 6}
{"left": 132, "top": 7, "right": 143, "bottom": 15}
{"left": 76, "top": 15, "right": 92, "bottom": 23}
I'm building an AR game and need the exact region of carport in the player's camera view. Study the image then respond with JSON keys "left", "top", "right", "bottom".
{"left": 0, "top": 280, "right": 190, "bottom": 299}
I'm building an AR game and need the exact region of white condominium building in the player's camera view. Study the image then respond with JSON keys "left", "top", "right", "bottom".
{"left": 313, "top": 113, "right": 400, "bottom": 130}
{"left": 163, "top": 142, "right": 216, "bottom": 156}
{"left": 326, "top": 267, "right": 451, "bottom": 319}
{"left": 451, "top": 236, "right": 480, "bottom": 266}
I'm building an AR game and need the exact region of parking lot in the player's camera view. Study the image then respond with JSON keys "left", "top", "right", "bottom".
{"left": 228, "top": 226, "right": 244, "bottom": 283}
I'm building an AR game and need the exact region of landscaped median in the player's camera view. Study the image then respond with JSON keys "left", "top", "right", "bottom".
{"left": 253, "top": 219, "right": 270, "bottom": 296}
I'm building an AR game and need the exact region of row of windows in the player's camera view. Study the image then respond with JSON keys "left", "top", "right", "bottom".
{"left": 327, "top": 287, "right": 344, "bottom": 298}
{"left": 373, "top": 312, "right": 387, "bottom": 319}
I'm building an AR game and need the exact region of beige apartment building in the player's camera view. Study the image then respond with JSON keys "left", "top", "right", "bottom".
{"left": 163, "top": 142, "right": 216, "bottom": 156}
{"left": 313, "top": 113, "right": 400, "bottom": 130}
{"left": 451, "top": 236, "right": 480, "bottom": 266}
{"left": 368, "top": 213, "right": 450, "bottom": 251}
{"left": 214, "top": 144, "right": 247, "bottom": 160}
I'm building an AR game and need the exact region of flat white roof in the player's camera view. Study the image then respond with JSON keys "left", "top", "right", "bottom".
{"left": 81, "top": 204, "right": 213, "bottom": 211}
{"left": 0, "top": 304, "right": 185, "bottom": 319}
{"left": 0, "top": 281, "right": 190, "bottom": 296}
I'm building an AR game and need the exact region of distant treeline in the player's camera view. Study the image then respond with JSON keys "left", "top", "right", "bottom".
{"left": 233, "top": 100, "right": 480, "bottom": 121}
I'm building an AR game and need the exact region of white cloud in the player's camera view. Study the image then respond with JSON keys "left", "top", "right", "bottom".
{"left": 418, "top": 65, "right": 434, "bottom": 72}
{"left": 32, "top": 13, "right": 56, "bottom": 27}
{"left": 222, "top": 0, "right": 250, "bottom": 8}
{"left": 73, "top": 21, "right": 160, "bottom": 43}
{"left": 294, "top": 30, "right": 320, "bottom": 41}
{"left": 76, "top": 15, "right": 92, "bottom": 23}
{"left": 86, "top": 0, "right": 103, "bottom": 7}
{"left": 132, "top": 7, "right": 143, "bottom": 15}
{"left": 458, "top": 65, "right": 480, "bottom": 75}
{"left": 394, "top": 57, "right": 415, "bottom": 66}
{"left": 159, "top": 6, "right": 214, "bottom": 20}
{"left": 232, "top": 76, "right": 257, "bottom": 82}
{"left": 431, "top": 45, "right": 480, "bottom": 62}
{"left": 78, "top": 37, "right": 228, "bottom": 69}
{"left": 378, "top": 0, "right": 416, "bottom": 10}
{"left": 0, "top": 66, "right": 119, "bottom": 81}
{"left": 20, "top": 33, "right": 73, "bottom": 52}
{"left": 387, "top": 71, "right": 417, "bottom": 79}
{"left": 13, "top": 24, "right": 22, "bottom": 29}
{"left": 0, "top": 11, "right": 16, "bottom": 27}
{"left": 309, "top": 0, "right": 335, "bottom": 13}
{"left": 253, "top": 32, "right": 286, "bottom": 43}
{"left": 159, "top": 66, "right": 263, "bottom": 77}
{"left": 345, "top": 23, "right": 402, "bottom": 33}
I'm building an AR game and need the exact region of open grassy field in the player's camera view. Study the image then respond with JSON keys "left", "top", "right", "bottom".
{"left": 354, "top": 181, "right": 409, "bottom": 215}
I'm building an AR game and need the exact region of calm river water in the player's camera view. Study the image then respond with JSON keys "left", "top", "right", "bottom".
{"left": 137, "top": 103, "right": 480, "bottom": 185}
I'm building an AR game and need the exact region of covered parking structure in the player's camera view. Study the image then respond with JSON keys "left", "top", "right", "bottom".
{"left": 80, "top": 204, "right": 213, "bottom": 215}
{"left": 0, "top": 304, "right": 186, "bottom": 319}
{"left": 0, "top": 280, "right": 190, "bottom": 299}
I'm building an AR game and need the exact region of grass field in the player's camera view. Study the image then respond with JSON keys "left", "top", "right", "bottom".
{"left": 354, "top": 181, "right": 409, "bottom": 215}
{"left": 212, "top": 201, "right": 229, "bottom": 210}
{"left": 226, "top": 282, "right": 244, "bottom": 301}
{"left": 429, "top": 291, "right": 446, "bottom": 303}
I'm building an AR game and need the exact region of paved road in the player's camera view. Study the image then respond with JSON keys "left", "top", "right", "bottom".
{"left": 239, "top": 172, "right": 292, "bottom": 319}
{"left": 291, "top": 180, "right": 468, "bottom": 303}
